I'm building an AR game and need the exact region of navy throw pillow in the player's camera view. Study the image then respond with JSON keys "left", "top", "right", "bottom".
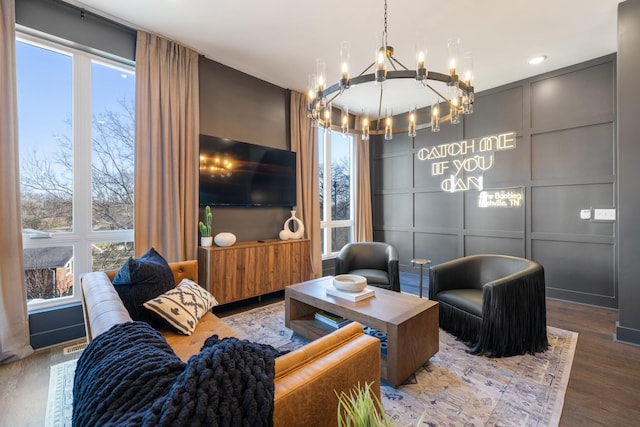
{"left": 112, "top": 248, "right": 175, "bottom": 325}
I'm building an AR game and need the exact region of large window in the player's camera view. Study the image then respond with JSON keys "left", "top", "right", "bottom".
{"left": 319, "top": 129, "right": 355, "bottom": 257}
{"left": 16, "top": 34, "right": 135, "bottom": 309}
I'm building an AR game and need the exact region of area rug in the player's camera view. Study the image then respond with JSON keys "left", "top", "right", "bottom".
{"left": 45, "top": 358, "right": 76, "bottom": 427}
{"left": 223, "top": 301, "right": 577, "bottom": 427}
{"left": 46, "top": 301, "right": 577, "bottom": 427}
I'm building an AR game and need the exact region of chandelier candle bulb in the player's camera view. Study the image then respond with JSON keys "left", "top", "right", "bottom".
{"left": 416, "top": 49, "right": 427, "bottom": 80}
{"left": 316, "top": 75, "right": 324, "bottom": 96}
{"left": 341, "top": 107, "right": 349, "bottom": 135}
{"left": 463, "top": 53, "right": 474, "bottom": 85}
{"left": 431, "top": 102, "right": 440, "bottom": 132}
{"left": 306, "top": 73, "right": 317, "bottom": 118}
{"left": 384, "top": 111, "right": 393, "bottom": 140}
{"left": 447, "top": 38, "right": 460, "bottom": 84}
{"left": 409, "top": 105, "right": 417, "bottom": 137}
{"left": 450, "top": 96, "right": 461, "bottom": 125}
{"left": 361, "top": 115, "right": 370, "bottom": 140}
{"left": 341, "top": 63, "right": 349, "bottom": 85}
{"left": 324, "top": 103, "right": 332, "bottom": 131}
{"left": 375, "top": 48, "right": 387, "bottom": 83}
{"left": 378, "top": 50, "right": 385, "bottom": 69}
{"left": 462, "top": 93, "right": 474, "bottom": 114}
{"left": 316, "top": 58, "right": 326, "bottom": 100}
{"left": 339, "top": 41, "right": 350, "bottom": 89}
{"left": 416, "top": 30, "right": 427, "bottom": 80}
{"left": 306, "top": 88, "right": 315, "bottom": 118}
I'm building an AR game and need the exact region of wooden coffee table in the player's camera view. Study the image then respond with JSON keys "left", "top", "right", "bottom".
{"left": 285, "top": 276, "right": 439, "bottom": 388}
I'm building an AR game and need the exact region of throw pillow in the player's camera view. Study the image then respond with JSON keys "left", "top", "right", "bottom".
{"left": 144, "top": 279, "right": 218, "bottom": 335}
{"left": 112, "top": 248, "right": 175, "bottom": 325}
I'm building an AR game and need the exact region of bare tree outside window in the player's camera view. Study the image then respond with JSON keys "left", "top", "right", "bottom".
{"left": 319, "top": 130, "right": 354, "bottom": 256}
{"left": 319, "top": 157, "right": 351, "bottom": 220}
{"left": 21, "top": 100, "right": 134, "bottom": 231}
{"left": 91, "top": 100, "right": 134, "bottom": 231}
{"left": 20, "top": 100, "right": 135, "bottom": 296}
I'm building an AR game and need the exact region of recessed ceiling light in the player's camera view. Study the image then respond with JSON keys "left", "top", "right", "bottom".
{"left": 529, "top": 55, "right": 547, "bottom": 65}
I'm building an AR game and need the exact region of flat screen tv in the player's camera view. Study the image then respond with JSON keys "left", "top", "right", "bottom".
{"left": 199, "top": 135, "right": 297, "bottom": 207}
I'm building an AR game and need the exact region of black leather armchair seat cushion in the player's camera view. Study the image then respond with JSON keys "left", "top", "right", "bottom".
{"left": 347, "top": 268, "right": 390, "bottom": 287}
{"left": 335, "top": 242, "right": 400, "bottom": 292}
{"left": 429, "top": 254, "right": 549, "bottom": 357}
{"left": 436, "top": 289, "right": 483, "bottom": 318}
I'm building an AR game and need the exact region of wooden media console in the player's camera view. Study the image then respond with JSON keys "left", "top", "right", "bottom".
{"left": 198, "top": 239, "right": 311, "bottom": 305}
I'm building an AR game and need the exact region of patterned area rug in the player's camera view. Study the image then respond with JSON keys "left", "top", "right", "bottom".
{"left": 46, "top": 300, "right": 577, "bottom": 427}
{"left": 45, "top": 358, "right": 76, "bottom": 427}
{"left": 223, "top": 301, "right": 577, "bottom": 427}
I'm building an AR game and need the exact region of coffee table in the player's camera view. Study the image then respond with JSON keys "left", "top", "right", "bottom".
{"left": 285, "top": 276, "right": 439, "bottom": 388}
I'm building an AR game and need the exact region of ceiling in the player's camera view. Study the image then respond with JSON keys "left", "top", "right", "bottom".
{"left": 67, "top": 0, "right": 622, "bottom": 116}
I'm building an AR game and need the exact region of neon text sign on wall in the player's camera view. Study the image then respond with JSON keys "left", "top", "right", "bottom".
{"left": 416, "top": 131, "right": 517, "bottom": 192}
{"left": 478, "top": 188, "right": 524, "bottom": 208}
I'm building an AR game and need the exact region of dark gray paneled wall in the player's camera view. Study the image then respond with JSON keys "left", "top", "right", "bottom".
{"left": 372, "top": 54, "right": 617, "bottom": 310}
{"left": 616, "top": 0, "right": 640, "bottom": 345}
{"left": 199, "top": 59, "right": 290, "bottom": 149}
{"left": 528, "top": 60, "right": 616, "bottom": 308}
{"left": 198, "top": 58, "right": 293, "bottom": 241}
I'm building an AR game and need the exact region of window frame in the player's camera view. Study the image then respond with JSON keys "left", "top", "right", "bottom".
{"left": 17, "top": 32, "right": 135, "bottom": 311}
{"left": 319, "top": 129, "right": 356, "bottom": 259}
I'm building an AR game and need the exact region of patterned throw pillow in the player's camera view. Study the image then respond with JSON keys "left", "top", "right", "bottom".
{"left": 143, "top": 279, "right": 218, "bottom": 335}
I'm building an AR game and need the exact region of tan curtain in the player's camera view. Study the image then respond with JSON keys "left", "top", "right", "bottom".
{"left": 355, "top": 117, "right": 373, "bottom": 242}
{"left": 134, "top": 32, "right": 199, "bottom": 262}
{"left": 290, "top": 91, "right": 322, "bottom": 277}
{"left": 0, "top": 0, "right": 34, "bottom": 363}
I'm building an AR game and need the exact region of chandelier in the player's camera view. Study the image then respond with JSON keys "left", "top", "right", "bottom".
{"left": 307, "top": 0, "right": 475, "bottom": 140}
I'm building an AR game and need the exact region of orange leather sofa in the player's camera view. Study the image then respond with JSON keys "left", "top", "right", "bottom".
{"left": 80, "top": 260, "right": 381, "bottom": 427}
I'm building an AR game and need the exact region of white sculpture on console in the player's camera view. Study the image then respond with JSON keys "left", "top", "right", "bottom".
{"left": 279, "top": 210, "right": 304, "bottom": 240}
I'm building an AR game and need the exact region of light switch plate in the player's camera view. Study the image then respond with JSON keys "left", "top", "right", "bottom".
{"left": 593, "top": 208, "right": 616, "bottom": 221}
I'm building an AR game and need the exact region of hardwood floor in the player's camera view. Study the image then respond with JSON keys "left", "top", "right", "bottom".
{"left": 0, "top": 337, "right": 85, "bottom": 427}
{"left": 546, "top": 299, "right": 640, "bottom": 426}
{"left": 1, "top": 295, "right": 638, "bottom": 426}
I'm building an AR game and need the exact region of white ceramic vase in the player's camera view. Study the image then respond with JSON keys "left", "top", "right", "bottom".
{"left": 280, "top": 210, "right": 304, "bottom": 240}
{"left": 214, "top": 232, "right": 236, "bottom": 247}
{"left": 200, "top": 236, "right": 213, "bottom": 247}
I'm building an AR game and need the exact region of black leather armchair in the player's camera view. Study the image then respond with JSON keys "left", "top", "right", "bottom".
{"left": 429, "top": 254, "right": 548, "bottom": 357}
{"left": 335, "top": 242, "right": 401, "bottom": 292}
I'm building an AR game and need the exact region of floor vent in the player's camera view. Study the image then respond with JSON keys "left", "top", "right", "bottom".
{"left": 63, "top": 342, "right": 88, "bottom": 355}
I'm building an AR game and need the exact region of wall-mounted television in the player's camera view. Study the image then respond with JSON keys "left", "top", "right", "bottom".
{"left": 199, "top": 135, "right": 297, "bottom": 207}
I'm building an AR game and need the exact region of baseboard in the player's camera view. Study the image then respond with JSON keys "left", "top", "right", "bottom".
{"left": 615, "top": 322, "right": 640, "bottom": 347}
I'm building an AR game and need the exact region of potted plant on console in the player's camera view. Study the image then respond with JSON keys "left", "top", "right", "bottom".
{"left": 199, "top": 205, "right": 213, "bottom": 247}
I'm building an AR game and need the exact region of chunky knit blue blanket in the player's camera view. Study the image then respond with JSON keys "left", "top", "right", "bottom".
{"left": 72, "top": 321, "right": 277, "bottom": 426}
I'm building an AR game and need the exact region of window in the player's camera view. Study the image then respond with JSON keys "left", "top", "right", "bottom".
{"left": 319, "top": 129, "right": 355, "bottom": 257}
{"left": 16, "top": 33, "right": 135, "bottom": 309}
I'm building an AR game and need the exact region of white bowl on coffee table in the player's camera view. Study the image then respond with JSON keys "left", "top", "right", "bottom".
{"left": 333, "top": 274, "right": 367, "bottom": 292}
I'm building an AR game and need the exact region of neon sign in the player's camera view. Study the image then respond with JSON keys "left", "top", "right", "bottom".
{"left": 478, "top": 188, "right": 524, "bottom": 208}
{"left": 417, "top": 131, "right": 517, "bottom": 192}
